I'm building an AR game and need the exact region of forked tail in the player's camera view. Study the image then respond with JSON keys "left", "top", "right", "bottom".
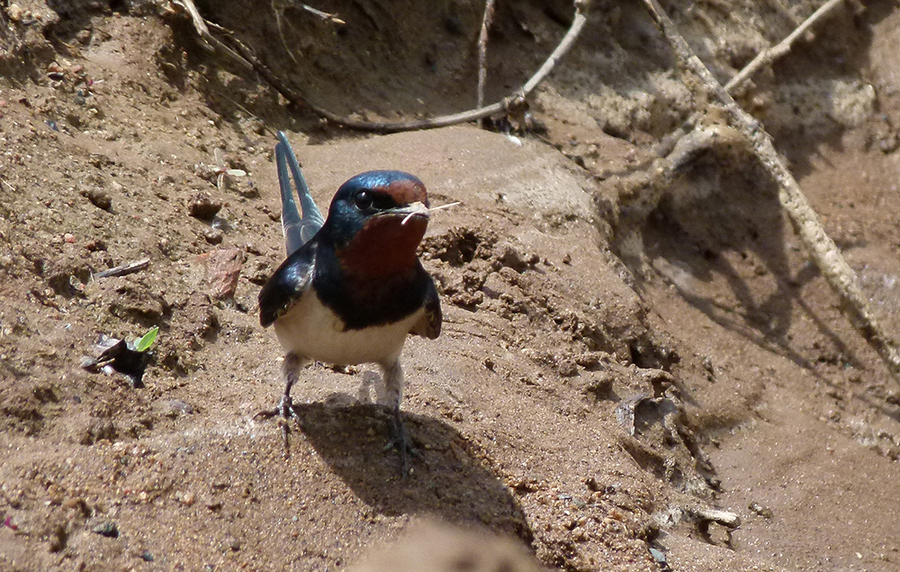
{"left": 275, "top": 131, "right": 325, "bottom": 255}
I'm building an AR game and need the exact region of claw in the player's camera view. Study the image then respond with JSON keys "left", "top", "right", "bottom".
{"left": 278, "top": 393, "right": 298, "bottom": 420}
{"left": 253, "top": 407, "right": 279, "bottom": 420}
{"left": 255, "top": 394, "right": 298, "bottom": 459}
{"left": 384, "top": 406, "right": 421, "bottom": 477}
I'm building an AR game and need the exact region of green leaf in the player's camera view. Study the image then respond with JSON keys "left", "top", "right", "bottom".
{"left": 134, "top": 326, "right": 159, "bottom": 352}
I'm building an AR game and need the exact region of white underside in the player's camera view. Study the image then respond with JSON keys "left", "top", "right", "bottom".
{"left": 272, "top": 292, "right": 422, "bottom": 366}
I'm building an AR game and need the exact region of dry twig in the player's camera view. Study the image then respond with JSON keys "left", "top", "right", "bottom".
{"left": 177, "top": 0, "right": 214, "bottom": 51}
{"left": 617, "top": 123, "right": 745, "bottom": 251}
{"left": 95, "top": 258, "right": 151, "bottom": 279}
{"left": 272, "top": 0, "right": 301, "bottom": 67}
{"left": 477, "top": 0, "right": 497, "bottom": 127}
{"left": 298, "top": 3, "right": 345, "bottom": 25}
{"left": 175, "top": 0, "right": 591, "bottom": 132}
{"left": 640, "top": 0, "right": 900, "bottom": 386}
{"left": 176, "top": 0, "right": 312, "bottom": 108}
{"left": 725, "top": 0, "right": 848, "bottom": 93}
{"left": 689, "top": 506, "right": 742, "bottom": 529}
{"left": 651, "top": 0, "right": 849, "bottom": 157}
{"left": 271, "top": 1, "right": 345, "bottom": 68}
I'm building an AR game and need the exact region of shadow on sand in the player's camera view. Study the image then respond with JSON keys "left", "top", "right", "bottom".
{"left": 289, "top": 399, "right": 533, "bottom": 543}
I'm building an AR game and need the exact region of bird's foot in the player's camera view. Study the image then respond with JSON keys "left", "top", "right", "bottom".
{"left": 254, "top": 395, "right": 298, "bottom": 458}
{"left": 254, "top": 394, "right": 298, "bottom": 420}
{"left": 383, "top": 411, "right": 422, "bottom": 478}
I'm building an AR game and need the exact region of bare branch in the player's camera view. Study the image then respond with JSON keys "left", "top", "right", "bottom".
{"left": 725, "top": 0, "right": 848, "bottom": 93}
{"left": 272, "top": 0, "right": 301, "bottom": 67}
{"left": 176, "top": 0, "right": 213, "bottom": 51}
{"left": 477, "top": 0, "right": 497, "bottom": 126}
{"left": 270, "top": 0, "right": 345, "bottom": 68}
{"left": 311, "top": 0, "right": 591, "bottom": 132}
{"left": 205, "top": 20, "right": 316, "bottom": 111}
{"left": 95, "top": 258, "right": 151, "bottom": 279}
{"left": 175, "top": 0, "right": 254, "bottom": 69}
{"left": 174, "top": 0, "right": 591, "bottom": 133}
{"left": 640, "top": 0, "right": 900, "bottom": 386}
{"left": 521, "top": 1, "right": 589, "bottom": 96}
{"left": 298, "top": 3, "right": 345, "bottom": 25}
{"left": 652, "top": 0, "right": 849, "bottom": 158}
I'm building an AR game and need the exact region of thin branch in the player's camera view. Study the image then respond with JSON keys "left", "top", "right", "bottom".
{"left": 95, "top": 258, "right": 151, "bottom": 279}
{"left": 640, "top": 0, "right": 900, "bottom": 386}
{"left": 177, "top": 0, "right": 214, "bottom": 51}
{"left": 299, "top": 3, "right": 345, "bottom": 25}
{"left": 652, "top": 0, "right": 848, "bottom": 158}
{"left": 175, "top": 0, "right": 591, "bottom": 133}
{"left": 521, "top": 1, "right": 589, "bottom": 96}
{"left": 270, "top": 0, "right": 346, "bottom": 68}
{"left": 205, "top": 20, "right": 315, "bottom": 111}
{"left": 175, "top": 0, "right": 254, "bottom": 68}
{"left": 348, "top": 0, "right": 590, "bottom": 133}
{"left": 272, "top": 0, "right": 301, "bottom": 67}
{"left": 477, "top": 0, "right": 497, "bottom": 127}
{"left": 614, "top": 123, "right": 746, "bottom": 266}
{"left": 725, "top": 0, "right": 847, "bottom": 93}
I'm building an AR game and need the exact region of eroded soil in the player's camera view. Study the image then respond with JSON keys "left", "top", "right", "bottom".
{"left": 1, "top": 1, "right": 898, "bottom": 571}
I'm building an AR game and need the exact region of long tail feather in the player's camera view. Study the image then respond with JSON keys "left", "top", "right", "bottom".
{"left": 276, "top": 131, "right": 325, "bottom": 255}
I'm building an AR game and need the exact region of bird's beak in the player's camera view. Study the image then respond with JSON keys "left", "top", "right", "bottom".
{"left": 395, "top": 201, "right": 430, "bottom": 225}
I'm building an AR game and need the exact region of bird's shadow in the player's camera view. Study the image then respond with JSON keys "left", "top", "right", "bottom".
{"left": 289, "top": 399, "right": 533, "bottom": 543}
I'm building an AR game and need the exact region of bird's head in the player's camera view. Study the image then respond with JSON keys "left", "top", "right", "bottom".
{"left": 324, "top": 170, "right": 431, "bottom": 277}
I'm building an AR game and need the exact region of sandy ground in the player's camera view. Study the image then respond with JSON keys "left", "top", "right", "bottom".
{"left": 0, "top": 1, "right": 898, "bottom": 571}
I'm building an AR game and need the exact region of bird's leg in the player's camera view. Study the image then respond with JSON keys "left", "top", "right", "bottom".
{"left": 380, "top": 358, "right": 419, "bottom": 476}
{"left": 255, "top": 352, "right": 303, "bottom": 457}
{"left": 277, "top": 352, "right": 304, "bottom": 456}
{"left": 279, "top": 352, "right": 302, "bottom": 419}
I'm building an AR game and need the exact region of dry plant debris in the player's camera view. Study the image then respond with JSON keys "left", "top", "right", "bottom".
{"left": 174, "top": 0, "right": 592, "bottom": 132}
{"left": 638, "top": 0, "right": 900, "bottom": 387}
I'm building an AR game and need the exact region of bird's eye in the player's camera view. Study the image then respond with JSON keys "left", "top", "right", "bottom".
{"left": 354, "top": 191, "right": 373, "bottom": 210}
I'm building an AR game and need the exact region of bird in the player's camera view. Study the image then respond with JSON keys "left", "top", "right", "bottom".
{"left": 258, "top": 131, "right": 442, "bottom": 475}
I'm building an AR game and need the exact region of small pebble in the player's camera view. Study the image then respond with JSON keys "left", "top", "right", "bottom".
{"left": 558, "top": 359, "right": 578, "bottom": 377}
{"left": 163, "top": 399, "right": 194, "bottom": 418}
{"left": 83, "top": 187, "right": 112, "bottom": 211}
{"left": 649, "top": 547, "right": 667, "bottom": 564}
{"left": 748, "top": 501, "right": 773, "bottom": 519}
{"left": 175, "top": 491, "right": 195, "bottom": 506}
{"left": 204, "top": 228, "right": 224, "bottom": 245}
{"left": 201, "top": 248, "right": 242, "bottom": 299}
{"left": 188, "top": 192, "right": 222, "bottom": 220}
{"left": 92, "top": 521, "right": 119, "bottom": 538}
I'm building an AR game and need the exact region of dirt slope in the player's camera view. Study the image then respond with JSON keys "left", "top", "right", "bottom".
{"left": 1, "top": 1, "right": 898, "bottom": 571}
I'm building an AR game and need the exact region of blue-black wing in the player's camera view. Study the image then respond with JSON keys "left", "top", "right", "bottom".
{"left": 411, "top": 276, "right": 442, "bottom": 339}
{"left": 259, "top": 240, "right": 318, "bottom": 328}
{"left": 276, "top": 131, "right": 325, "bottom": 256}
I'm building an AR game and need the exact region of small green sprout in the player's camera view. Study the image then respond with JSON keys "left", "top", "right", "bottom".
{"left": 134, "top": 326, "right": 159, "bottom": 352}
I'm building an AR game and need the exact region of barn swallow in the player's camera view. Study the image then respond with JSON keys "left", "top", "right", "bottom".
{"left": 258, "top": 131, "right": 442, "bottom": 475}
